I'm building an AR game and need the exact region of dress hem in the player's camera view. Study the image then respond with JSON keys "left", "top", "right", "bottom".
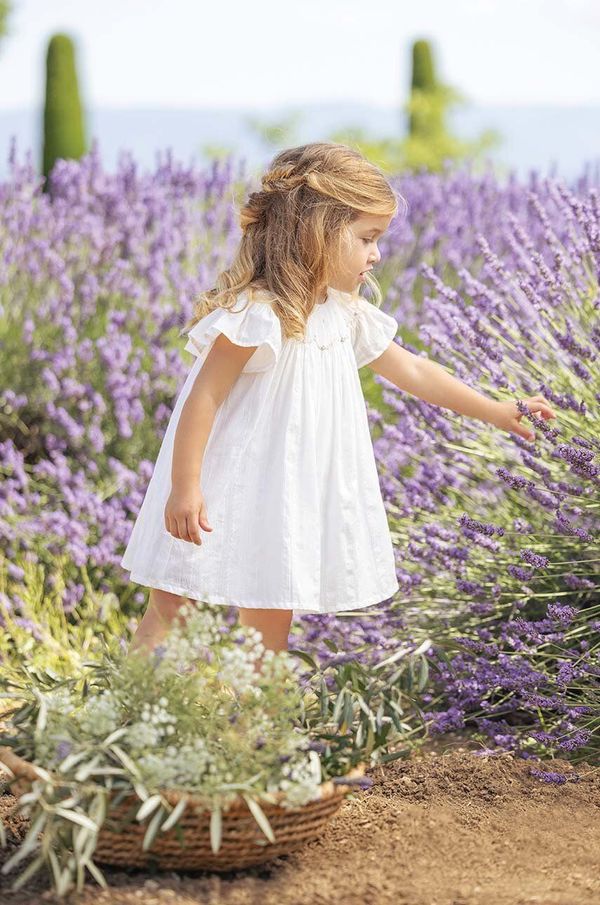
{"left": 122, "top": 569, "right": 399, "bottom": 615}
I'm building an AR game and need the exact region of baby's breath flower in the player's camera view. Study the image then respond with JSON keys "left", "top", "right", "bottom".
{"left": 28, "top": 600, "right": 316, "bottom": 810}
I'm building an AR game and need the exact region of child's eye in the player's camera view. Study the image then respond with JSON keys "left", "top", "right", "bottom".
{"left": 362, "top": 237, "right": 375, "bottom": 244}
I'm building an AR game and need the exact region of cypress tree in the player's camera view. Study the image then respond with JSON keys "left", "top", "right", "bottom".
{"left": 408, "top": 39, "right": 437, "bottom": 136}
{"left": 42, "top": 33, "right": 87, "bottom": 186}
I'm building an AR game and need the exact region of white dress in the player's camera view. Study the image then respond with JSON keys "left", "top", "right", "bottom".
{"left": 120, "top": 285, "right": 400, "bottom": 614}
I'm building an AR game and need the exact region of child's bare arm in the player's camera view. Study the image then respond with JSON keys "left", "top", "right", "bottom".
{"left": 368, "top": 341, "right": 556, "bottom": 442}
{"left": 166, "top": 335, "right": 258, "bottom": 544}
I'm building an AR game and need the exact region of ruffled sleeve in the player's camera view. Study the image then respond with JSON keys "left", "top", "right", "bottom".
{"left": 181, "top": 295, "right": 282, "bottom": 374}
{"left": 350, "top": 296, "right": 399, "bottom": 368}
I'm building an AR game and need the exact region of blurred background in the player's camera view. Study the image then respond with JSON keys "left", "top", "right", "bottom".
{"left": 0, "top": 0, "right": 598, "bottom": 182}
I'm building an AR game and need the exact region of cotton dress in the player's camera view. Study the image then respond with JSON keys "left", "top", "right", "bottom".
{"left": 120, "top": 285, "right": 400, "bottom": 614}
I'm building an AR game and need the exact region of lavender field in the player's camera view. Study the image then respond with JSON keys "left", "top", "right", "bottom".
{"left": 0, "top": 137, "right": 598, "bottom": 770}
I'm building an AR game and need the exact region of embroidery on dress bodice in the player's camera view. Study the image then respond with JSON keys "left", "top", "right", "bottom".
{"left": 296, "top": 301, "right": 358, "bottom": 351}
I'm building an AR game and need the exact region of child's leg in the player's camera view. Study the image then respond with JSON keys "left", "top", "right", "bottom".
{"left": 128, "top": 593, "right": 294, "bottom": 662}
{"left": 127, "top": 587, "right": 191, "bottom": 655}
{"left": 237, "top": 607, "right": 293, "bottom": 653}
{"left": 237, "top": 607, "right": 293, "bottom": 674}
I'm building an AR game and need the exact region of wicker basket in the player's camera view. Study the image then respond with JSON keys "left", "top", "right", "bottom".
{"left": 0, "top": 745, "right": 366, "bottom": 871}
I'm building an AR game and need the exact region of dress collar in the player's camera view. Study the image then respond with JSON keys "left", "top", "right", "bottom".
{"left": 325, "top": 285, "right": 359, "bottom": 305}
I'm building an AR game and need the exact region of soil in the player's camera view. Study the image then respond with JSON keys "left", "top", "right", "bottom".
{"left": 1, "top": 733, "right": 598, "bottom": 905}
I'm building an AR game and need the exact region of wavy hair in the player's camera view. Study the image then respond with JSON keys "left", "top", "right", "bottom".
{"left": 181, "top": 141, "right": 407, "bottom": 342}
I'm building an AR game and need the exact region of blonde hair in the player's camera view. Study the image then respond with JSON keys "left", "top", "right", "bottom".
{"left": 181, "top": 141, "right": 407, "bottom": 341}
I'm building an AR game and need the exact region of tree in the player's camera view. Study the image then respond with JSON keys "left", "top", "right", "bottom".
{"left": 0, "top": 0, "right": 12, "bottom": 51}
{"left": 42, "top": 33, "right": 87, "bottom": 186}
{"left": 330, "top": 38, "right": 502, "bottom": 176}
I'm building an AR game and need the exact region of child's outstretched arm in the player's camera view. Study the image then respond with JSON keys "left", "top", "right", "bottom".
{"left": 367, "top": 341, "right": 557, "bottom": 443}
{"left": 166, "top": 335, "right": 259, "bottom": 545}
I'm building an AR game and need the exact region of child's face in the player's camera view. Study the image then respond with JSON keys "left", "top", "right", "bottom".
{"left": 331, "top": 212, "right": 393, "bottom": 293}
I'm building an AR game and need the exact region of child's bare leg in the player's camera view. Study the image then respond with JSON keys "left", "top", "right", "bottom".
{"left": 127, "top": 587, "right": 192, "bottom": 655}
{"left": 237, "top": 607, "right": 293, "bottom": 673}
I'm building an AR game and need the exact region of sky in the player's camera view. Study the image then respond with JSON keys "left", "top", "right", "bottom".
{"left": 0, "top": 0, "right": 599, "bottom": 111}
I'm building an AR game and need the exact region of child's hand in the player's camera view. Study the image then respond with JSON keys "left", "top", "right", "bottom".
{"left": 490, "top": 395, "right": 557, "bottom": 442}
{"left": 164, "top": 487, "right": 213, "bottom": 545}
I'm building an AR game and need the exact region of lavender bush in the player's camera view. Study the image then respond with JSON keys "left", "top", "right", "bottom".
{"left": 366, "top": 178, "right": 599, "bottom": 763}
{"left": 0, "top": 138, "right": 598, "bottom": 764}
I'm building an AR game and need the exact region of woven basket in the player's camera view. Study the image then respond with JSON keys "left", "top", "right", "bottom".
{"left": 0, "top": 745, "right": 366, "bottom": 871}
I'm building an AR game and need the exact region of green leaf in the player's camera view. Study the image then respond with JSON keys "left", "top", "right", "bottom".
{"left": 54, "top": 807, "right": 99, "bottom": 832}
{"left": 29, "top": 764, "right": 52, "bottom": 783}
{"left": 58, "top": 749, "right": 90, "bottom": 774}
{"left": 142, "top": 804, "right": 165, "bottom": 852}
{"left": 73, "top": 824, "right": 92, "bottom": 858}
{"left": 379, "top": 747, "right": 412, "bottom": 764}
{"left": 88, "top": 791, "right": 107, "bottom": 828}
{"left": 15, "top": 777, "right": 40, "bottom": 807}
{"left": 160, "top": 796, "right": 190, "bottom": 832}
{"left": 342, "top": 694, "right": 354, "bottom": 729}
{"left": 332, "top": 689, "right": 346, "bottom": 725}
{"left": 102, "top": 727, "right": 128, "bottom": 747}
{"left": 136, "top": 794, "right": 163, "bottom": 822}
{"left": 388, "top": 707, "right": 403, "bottom": 732}
{"left": 373, "top": 645, "right": 411, "bottom": 670}
{"left": 413, "top": 639, "right": 432, "bottom": 657}
{"left": 109, "top": 744, "right": 141, "bottom": 779}
{"left": 388, "top": 698, "right": 405, "bottom": 716}
{"left": 319, "top": 678, "right": 329, "bottom": 720}
{"left": 53, "top": 793, "right": 81, "bottom": 810}
{"left": 1, "top": 811, "right": 46, "bottom": 872}
{"left": 288, "top": 649, "right": 318, "bottom": 671}
{"left": 307, "top": 749, "right": 322, "bottom": 784}
{"left": 242, "top": 794, "right": 275, "bottom": 844}
{"left": 74, "top": 753, "right": 103, "bottom": 782}
{"left": 389, "top": 666, "right": 407, "bottom": 686}
{"left": 8, "top": 852, "right": 46, "bottom": 891}
{"left": 35, "top": 698, "right": 48, "bottom": 734}
{"left": 76, "top": 854, "right": 85, "bottom": 892}
{"left": 416, "top": 656, "right": 429, "bottom": 691}
{"left": 79, "top": 856, "right": 108, "bottom": 888}
{"left": 357, "top": 695, "right": 371, "bottom": 718}
{"left": 356, "top": 722, "right": 365, "bottom": 748}
{"left": 48, "top": 847, "right": 73, "bottom": 897}
{"left": 48, "top": 847, "right": 62, "bottom": 890}
{"left": 209, "top": 806, "right": 222, "bottom": 853}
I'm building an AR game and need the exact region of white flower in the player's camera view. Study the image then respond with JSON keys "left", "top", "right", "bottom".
{"left": 76, "top": 692, "right": 120, "bottom": 738}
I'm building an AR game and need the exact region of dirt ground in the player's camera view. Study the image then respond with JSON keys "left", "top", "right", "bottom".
{"left": 1, "top": 733, "right": 598, "bottom": 905}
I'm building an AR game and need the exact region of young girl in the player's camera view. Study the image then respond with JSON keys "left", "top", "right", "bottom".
{"left": 120, "top": 141, "right": 556, "bottom": 657}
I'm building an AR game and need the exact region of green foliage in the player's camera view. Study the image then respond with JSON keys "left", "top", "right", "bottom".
{"left": 0, "top": 600, "right": 434, "bottom": 896}
{"left": 0, "top": 603, "right": 317, "bottom": 894}
{"left": 42, "top": 34, "right": 87, "bottom": 183}
{"left": 245, "top": 110, "right": 303, "bottom": 150}
{"left": 329, "top": 116, "right": 502, "bottom": 178}
{"left": 0, "top": 552, "right": 129, "bottom": 678}
{"left": 0, "top": 0, "right": 13, "bottom": 47}
{"left": 411, "top": 39, "right": 436, "bottom": 93}
{"left": 329, "top": 36, "right": 502, "bottom": 175}
{"left": 293, "top": 638, "right": 433, "bottom": 775}
{"left": 409, "top": 38, "right": 437, "bottom": 135}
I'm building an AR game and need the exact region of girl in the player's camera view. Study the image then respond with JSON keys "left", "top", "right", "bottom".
{"left": 120, "top": 141, "right": 557, "bottom": 657}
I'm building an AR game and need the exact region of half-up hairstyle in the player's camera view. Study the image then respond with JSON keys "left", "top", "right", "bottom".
{"left": 182, "top": 141, "right": 407, "bottom": 342}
